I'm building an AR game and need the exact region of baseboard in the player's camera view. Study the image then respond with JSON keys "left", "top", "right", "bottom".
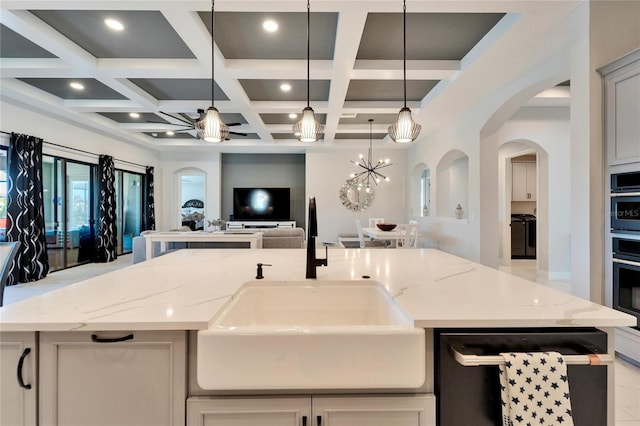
{"left": 539, "top": 270, "right": 571, "bottom": 280}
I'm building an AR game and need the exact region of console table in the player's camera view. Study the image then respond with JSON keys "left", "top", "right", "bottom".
{"left": 226, "top": 221, "right": 296, "bottom": 229}
{"left": 144, "top": 231, "right": 263, "bottom": 259}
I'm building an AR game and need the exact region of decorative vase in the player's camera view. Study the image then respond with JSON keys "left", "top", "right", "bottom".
{"left": 455, "top": 204, "right": 463, "bottom": 219}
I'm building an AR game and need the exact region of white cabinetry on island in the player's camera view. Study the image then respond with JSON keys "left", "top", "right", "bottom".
{"left": 38, "top": 331, "right": 186, "bottom": 426}
{"left": 187, "top": 395, "right": 435, "bottom": 426}
{"left": 0, "top": 332, "right": 37, "bottom": 426}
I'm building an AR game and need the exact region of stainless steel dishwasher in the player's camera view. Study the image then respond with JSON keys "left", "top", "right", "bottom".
{"left": 435, "top": 328, "right": 608, "bottom": 426}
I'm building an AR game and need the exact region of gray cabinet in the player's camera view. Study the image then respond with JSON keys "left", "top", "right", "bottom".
{"left": 601, "top": 49, "right": 640, "bottom": 166}
{"left": 39, "top": 330, "right": 187, "bottom": 426}
{"left": 187, "top": 395, "right": 435, "bottom": 426}
{"left": 0, "top": 332, "right": 37, "bottom": 426}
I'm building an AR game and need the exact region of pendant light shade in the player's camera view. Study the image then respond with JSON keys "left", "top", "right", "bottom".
{"left": 293, "top": 0, "right": 323, "bottom": 142}
{"left": 388, "top": 107, "right": 421, "bottom": 143}
{"left": 293, "top": 107, "right": 323, "bottom": 142}
{"left": 197, "top": 0, "right": 228, "bottom": 143}
{"left": 388, "top": 0, "right": 421, "bottom": 143}
{"left": 196, "top": 107, "right": 229, "bottom": 143}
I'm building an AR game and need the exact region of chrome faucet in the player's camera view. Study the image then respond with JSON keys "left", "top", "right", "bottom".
{"left": 306, "top": 197, "right": 328, "bottom": 279}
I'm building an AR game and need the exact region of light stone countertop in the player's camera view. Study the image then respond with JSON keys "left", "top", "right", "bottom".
{"left": 0, "top": 248, "right": 635, "bottom": 332}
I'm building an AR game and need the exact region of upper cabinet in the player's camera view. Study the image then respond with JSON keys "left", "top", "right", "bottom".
{"left": 512, "top": 162, "right": 537, "bottom": 201}
{"left": 600, "top": 49, "right": 640, "bottom": 166}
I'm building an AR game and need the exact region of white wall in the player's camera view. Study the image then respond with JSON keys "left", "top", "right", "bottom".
{"left": 305, "top": 148, "right": 407, "bottom": 244}
{"left": 0, "top": 102, "right": 155, "bottom": 173}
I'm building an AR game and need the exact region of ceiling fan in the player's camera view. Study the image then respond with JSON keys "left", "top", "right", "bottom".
{"left": 148, "top": 110, "right": 247, "bottom": 140}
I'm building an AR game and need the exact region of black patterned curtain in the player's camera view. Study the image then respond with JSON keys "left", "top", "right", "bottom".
{"left": 143, "top": 166, "right": 155, "bottom": 231}
{"left": 6, "top": 133, "right": 50, "bottom": 284}
{"left": 95, "top": 155, "right": 117, "bottom": 262}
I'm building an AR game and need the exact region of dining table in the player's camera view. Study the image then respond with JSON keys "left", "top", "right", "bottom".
{"left": 361, "top": 226, "right": 403, "bottom": 248}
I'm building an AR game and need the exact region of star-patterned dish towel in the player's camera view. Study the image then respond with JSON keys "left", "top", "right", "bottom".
{"left": 499, "top": 351, "right": 574, "bottom": 426}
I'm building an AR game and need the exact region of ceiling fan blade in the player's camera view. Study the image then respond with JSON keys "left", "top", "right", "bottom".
{"left": 159, "top": 111, "right": 195, "bottom": 126}
{"left": 229, "top": 131, "right": 248, "bottom": 136}
{"left": 226, "top": 122, "right": 242, "bottom": 127}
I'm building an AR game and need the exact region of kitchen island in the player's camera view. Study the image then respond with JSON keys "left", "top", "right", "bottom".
{"left": 0, "top": 248, "right": 635, "bottom": 426}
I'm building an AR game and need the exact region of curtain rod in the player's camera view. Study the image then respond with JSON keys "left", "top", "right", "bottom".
{"left": 1, "top": 130, "right": 148, "bottom": 169}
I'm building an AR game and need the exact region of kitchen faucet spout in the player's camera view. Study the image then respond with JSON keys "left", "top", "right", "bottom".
{"left": 306, "top": 197, "right": 328, "bottom": 279}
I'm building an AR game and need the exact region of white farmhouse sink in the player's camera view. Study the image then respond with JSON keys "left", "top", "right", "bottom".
{"left": 197, "top": 280, "right": 425, "bottom": 390}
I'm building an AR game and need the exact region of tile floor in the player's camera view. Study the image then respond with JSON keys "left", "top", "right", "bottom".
{"left": 2, "top": 255, "right": 640, "bottom": 425}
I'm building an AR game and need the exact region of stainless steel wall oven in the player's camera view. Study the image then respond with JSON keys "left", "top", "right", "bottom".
{"left": 611, "top": 171, "right": 640, "bottom": 232}
{"left": 612, "top": 237, "right": 640, "bottom": 330}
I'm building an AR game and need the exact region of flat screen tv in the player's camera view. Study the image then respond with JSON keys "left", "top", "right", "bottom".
{"left": 233, "top": 188, "right": 291, "bottom": 221}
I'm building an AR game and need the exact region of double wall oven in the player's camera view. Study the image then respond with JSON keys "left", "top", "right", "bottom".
{"left": 611, "top": 170, "right": 640, "bottom": 331}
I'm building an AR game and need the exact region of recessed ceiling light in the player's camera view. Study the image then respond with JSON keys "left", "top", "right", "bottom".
{"left": 263, "top": 20, "right": 279, "bottom": 32}
{"left": 151, "top": 133, "right": 158, "bottom": 137}
{"left": 129, "top": 112, "right": 140, "bottom": 119}
{"left": 289, "top": 113, "right": 298, "bottom": 119}
{"left": 104, "top": 18, "right": 124, "bottom": 31}
{"left": 166, "top": 131, "right": 175, "bottom": 136}
{"left": 69, "top": 82, "right": 84, "bottom": 90}
{"left": 280, "top": 83, "right": 292, "bottom": 92}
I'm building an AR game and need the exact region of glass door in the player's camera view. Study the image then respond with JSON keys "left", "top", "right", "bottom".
{"left": 43, "top": 156, "right": 64, "bottom": 271}
{"left": 65, "top": 162, "right": 95, "bottom": 267}
{"left": 43, "top": 157, "right": 97, "bottom": 271}
{"left": 116, "top": 170, "right": 142, "bottom": 254}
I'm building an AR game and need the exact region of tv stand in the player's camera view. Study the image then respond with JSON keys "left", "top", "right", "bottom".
{"left": 226, "top": 221, "right": 296, "bottom": 230}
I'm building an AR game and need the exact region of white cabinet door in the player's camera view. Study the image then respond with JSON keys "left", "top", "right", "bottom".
{"left": 187, "top": 396, "right": 311, "bottom": 426}
{"left": 525, "top": 162, "right": 537, "bottom": 201}
{"left": 0, "top": 332, "right": 37, "bottom": 426}
{"left": 312, "top": 395, "right": 436, "bottom": 426}
{"left": 512, "top": 163, "right": 536, "bottom": 201}
{"left": 39, "top": 330, "right": 187, "bottom": 426}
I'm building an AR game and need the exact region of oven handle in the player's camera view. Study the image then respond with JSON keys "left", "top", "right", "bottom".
{"left": 610, "top": 192, "right": 640, "bottom": 197}
{"left": 613, "top": 258, "right": 640, "bottom": 267}
{"left": 450, "top": 346, "right": 613, "bottom": 366}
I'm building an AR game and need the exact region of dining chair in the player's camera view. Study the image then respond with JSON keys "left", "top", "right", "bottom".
{"left": 368, "top": 218, "right": 385, "bottom": 228}
{"left": 0, "top": 241, "right": 21, "bottom": 307}
{"left": 356, "top": 220, "right": 387, "bottom": 249}
{"left": 397, "top": 223, "right": 419, "bottom": 249}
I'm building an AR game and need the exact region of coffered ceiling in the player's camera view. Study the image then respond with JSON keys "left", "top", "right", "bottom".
{"left": 0, "top": 1, "right": 576, "bottom": 151}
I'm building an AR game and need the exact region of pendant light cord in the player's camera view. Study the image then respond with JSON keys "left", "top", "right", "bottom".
{"left": 368, "top": 119, "right": 373, "bottom": 164}
{"left": 211, "top": 0, "right": 215, "bottom": 107}
{"left": 306, "top": 0, "right": 311, "bottom": 108}
{"left": 403, "top": 0, "right": 407, "bottom": 109}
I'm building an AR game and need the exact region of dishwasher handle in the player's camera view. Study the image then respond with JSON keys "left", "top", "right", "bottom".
{"left": 450, "top": 345, "right": 612, "bottom": 367}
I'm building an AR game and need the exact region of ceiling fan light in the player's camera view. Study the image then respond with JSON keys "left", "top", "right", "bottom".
{"left": 292, "top": 107, "right": 323, "bottom": 143}
{"left": 196, "top": 107, "right": 229, "bottom": 143}
{"left": 388, "top": 107, "right": 421, "bottom": 143}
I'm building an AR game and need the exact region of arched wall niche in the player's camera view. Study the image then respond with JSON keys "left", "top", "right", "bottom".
{"left": 409, "top": 162, "right": 431, "bottom": 219}
{"left": 436, "top": 149, "right": 469, "bottom": 220}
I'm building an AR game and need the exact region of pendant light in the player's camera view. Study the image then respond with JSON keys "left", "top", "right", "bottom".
{"left": 196, "top": 0, "right": 229, "bottom": 143}
{"left": 350, "top": 119, "right": 392, "bottom": 193}
{"left": 388, "top": 0, "right": 421, "bottom": 143}
{"left": 292, "top": 0, "right": 323, "bottom": 142}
